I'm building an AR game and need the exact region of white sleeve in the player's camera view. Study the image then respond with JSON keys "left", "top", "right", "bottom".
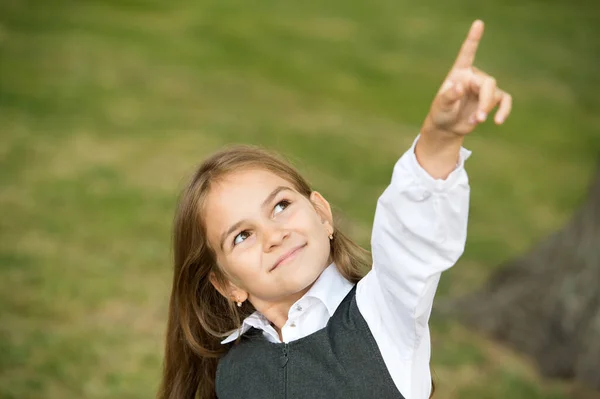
{"left": 357, "top": 134, "right": 471, "bottom": 358}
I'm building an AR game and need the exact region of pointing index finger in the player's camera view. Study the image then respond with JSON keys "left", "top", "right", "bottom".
{"left": 453, "top": 20, "right": 485, "bottom": 69}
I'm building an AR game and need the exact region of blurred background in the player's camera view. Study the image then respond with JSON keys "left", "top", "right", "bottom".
{"left": 1, "top": 0, "right": 599, "bottom": 398}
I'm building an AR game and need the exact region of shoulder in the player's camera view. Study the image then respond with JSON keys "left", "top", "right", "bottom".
{"left": 327, "top": 285, "right": 367, "bottom": 333}
{"left": 219, "top": 328, "right": 263, "bottom": 363}
{"left": 216, "top": 329, "right": 265, "bottom": 385}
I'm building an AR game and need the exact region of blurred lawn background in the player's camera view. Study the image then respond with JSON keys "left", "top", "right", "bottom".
{"left": 1, "top": 0, "right": 599, "bottom": 398}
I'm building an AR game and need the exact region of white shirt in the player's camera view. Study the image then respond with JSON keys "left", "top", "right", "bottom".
{"left": 222, "top": 135, "right": 471, "bottom": 399}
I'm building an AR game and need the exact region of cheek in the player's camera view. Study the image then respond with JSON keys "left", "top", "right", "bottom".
{"left": 290, "top": 203, "right": 324, "bottom": 230}
{"left": 301, "top": 213, "right": 330, "bottom": 251}
{"left": 307, "top": 212, "right": 328, "bottom": 238}
{"left": 222, "top": 245, "right": 262, "bottom": 279}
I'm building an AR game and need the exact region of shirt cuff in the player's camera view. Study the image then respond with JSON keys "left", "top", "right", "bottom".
{"left": 403, "top": 133, "right": 471, "bottom": 193}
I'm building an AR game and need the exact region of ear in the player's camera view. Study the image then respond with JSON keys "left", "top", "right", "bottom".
{"left": 209, "top": 271, "right": 248, "bottom": 304}
{"left": 310, "top": 191, "right": 334, "bottom": 234}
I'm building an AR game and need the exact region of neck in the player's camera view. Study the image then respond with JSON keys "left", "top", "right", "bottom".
{"left": 250, "top": 286, "right": 311, "bottom": 332}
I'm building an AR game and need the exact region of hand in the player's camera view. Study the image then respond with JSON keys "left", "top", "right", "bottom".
{"left": 426, "top": 20, "right": 513, "bottom": 136}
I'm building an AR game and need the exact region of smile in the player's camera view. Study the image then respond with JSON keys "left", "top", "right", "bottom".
{"left": 270, "top": 244, "right": 307, "bottom": 272}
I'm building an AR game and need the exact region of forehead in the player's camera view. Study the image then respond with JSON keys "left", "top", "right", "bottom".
{"left": 203, "top": 168, "right": 295, "bottom": 235}
{"left": 210, "top": 168, "right": 292, "bottom": 202}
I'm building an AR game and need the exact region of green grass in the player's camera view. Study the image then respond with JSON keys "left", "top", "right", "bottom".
{"left": 1, "top": 0, "right": 599, "bottom": 398}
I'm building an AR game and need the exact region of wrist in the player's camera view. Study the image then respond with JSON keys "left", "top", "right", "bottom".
{"left": 421, "top": 113, "right": 464, "bottom": 144}
{"left": 415, "top": 115, "right": 465, "bottom": 180}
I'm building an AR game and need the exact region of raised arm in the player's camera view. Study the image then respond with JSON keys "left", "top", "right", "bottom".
{"left": 356, "top": 20, "right": 513, "bottom": 399}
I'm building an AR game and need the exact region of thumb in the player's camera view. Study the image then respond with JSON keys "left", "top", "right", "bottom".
{"left": 437, "top": 80, "right": 464, "bottom": 110}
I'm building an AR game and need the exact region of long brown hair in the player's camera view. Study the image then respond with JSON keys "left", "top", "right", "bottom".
{"left": 157, "top": 145, "right": 371, "bottom": 399}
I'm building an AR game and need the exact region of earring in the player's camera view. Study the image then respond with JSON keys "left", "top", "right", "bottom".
{"left": 329, "top": 232, "right": 333, "bottom": 240}
{"left": 233, "top": 297, "right": 243, "bottom": 307}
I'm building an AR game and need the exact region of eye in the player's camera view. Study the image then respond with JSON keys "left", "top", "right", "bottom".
{"left": 233, "top": 230, "right": 251, "bottom": 246}
{"left": 273, "top": 200, "right": 291, "bottom": 215}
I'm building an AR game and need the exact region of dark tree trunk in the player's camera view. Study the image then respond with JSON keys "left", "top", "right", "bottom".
{"left": 446, "top": 160, "right": 600, "bottom": 390}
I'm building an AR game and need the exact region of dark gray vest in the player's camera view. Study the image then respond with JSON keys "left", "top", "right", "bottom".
{"left": 215, "top": 286, "right": 406, "bottom": 399}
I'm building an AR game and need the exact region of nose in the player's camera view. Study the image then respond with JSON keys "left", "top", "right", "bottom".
{"left": 262, "top": 223, "right": 289, "bottom": 252}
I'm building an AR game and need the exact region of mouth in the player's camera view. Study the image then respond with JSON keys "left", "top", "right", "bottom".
{"left": 270, "top": 244, "right": 307, "bottom": 272}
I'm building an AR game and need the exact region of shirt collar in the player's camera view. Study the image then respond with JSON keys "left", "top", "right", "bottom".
{"left": 220, "top": 263, "right": 353, "bottom": 344}
{"left": 303, "top": 262, "right": 354, "bottom": 316}
{"left": 220, "top": 312, "right": 270, "bottom": 344}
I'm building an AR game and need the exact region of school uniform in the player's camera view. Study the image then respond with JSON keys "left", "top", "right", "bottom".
{"left": 218, "top": 136, "right": 471, "bottom": 399}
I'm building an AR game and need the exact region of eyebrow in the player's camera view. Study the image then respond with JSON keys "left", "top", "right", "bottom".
{"left": 219, "top": 186, "right": 293, "bottom": 250}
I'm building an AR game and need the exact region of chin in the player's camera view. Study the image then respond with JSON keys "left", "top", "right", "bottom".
{"left": 289, "top": 257, "right": 329, "bottom": 289}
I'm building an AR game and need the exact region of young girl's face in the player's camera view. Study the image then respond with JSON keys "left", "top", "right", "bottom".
{"left": 204, "top": 168, "right": 333, "bottom": 307}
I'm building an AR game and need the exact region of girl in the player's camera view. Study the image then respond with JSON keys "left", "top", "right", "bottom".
{"left": 158, "top": 20, "right": 512, "bottom": 399}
